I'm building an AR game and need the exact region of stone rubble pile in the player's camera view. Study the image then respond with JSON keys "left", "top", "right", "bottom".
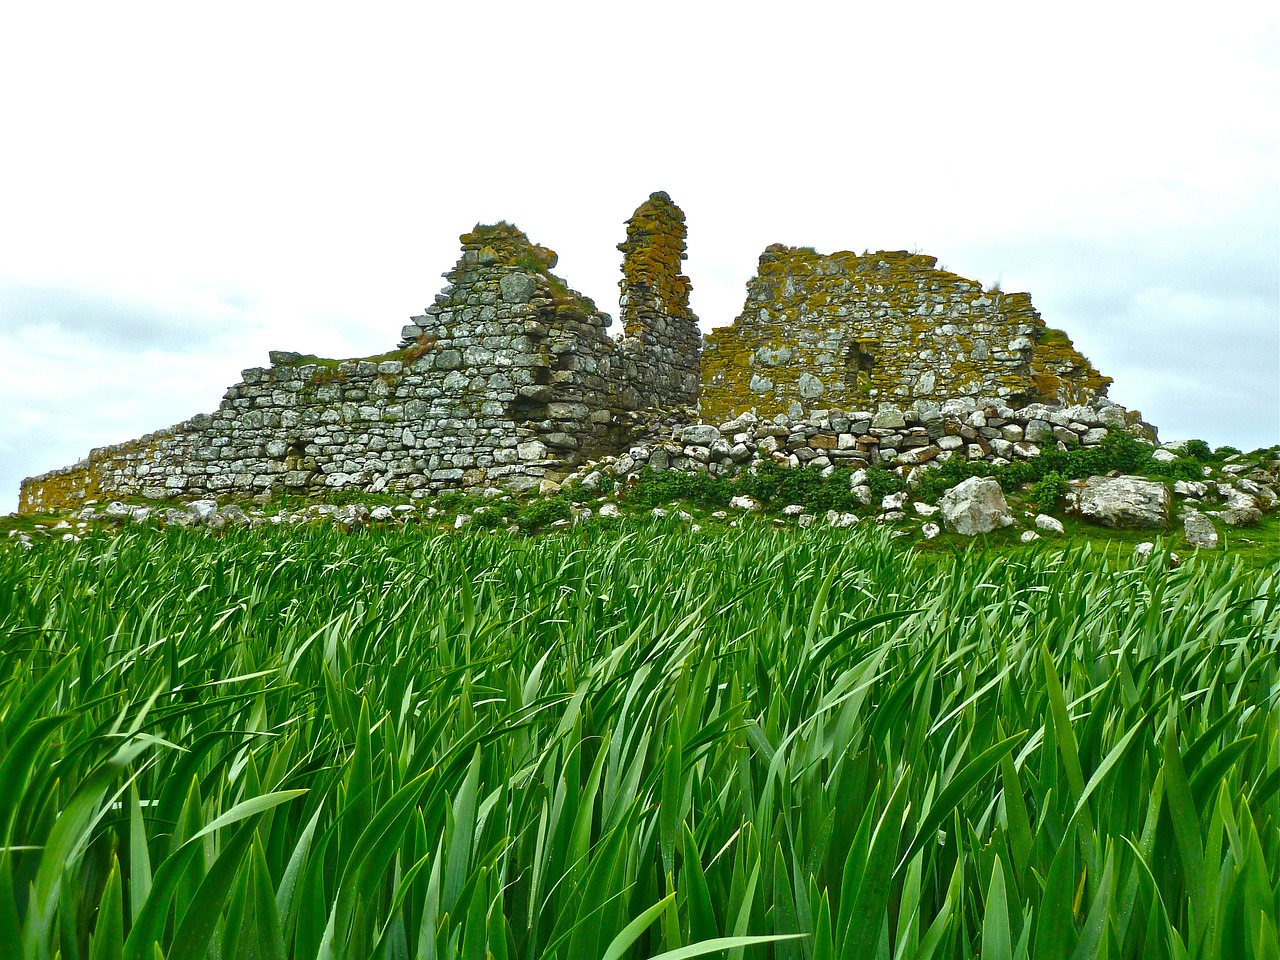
{"left": 558, "top": 396, "right": 1145, "bottom": 488}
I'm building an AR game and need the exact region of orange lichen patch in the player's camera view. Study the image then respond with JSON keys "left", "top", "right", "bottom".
{"left": 618, "top": 191, "right": 695, "bottom": 334}
{"left": 616, "top": 191, "right": 701, "bottom": 408}
{"left": 19, "top": 430, "right": 177, "bottom": 514}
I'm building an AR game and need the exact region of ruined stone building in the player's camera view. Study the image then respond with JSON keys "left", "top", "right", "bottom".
{"left": 700, "top": 246, "right": 1110, "bottom": 424}
{"left": 19, "top": 191, "right": 1117, "bottom": 513}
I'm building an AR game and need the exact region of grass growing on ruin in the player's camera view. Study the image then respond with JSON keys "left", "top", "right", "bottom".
{"left": 1, "top": 525, "right": 1277, "bottom": 958}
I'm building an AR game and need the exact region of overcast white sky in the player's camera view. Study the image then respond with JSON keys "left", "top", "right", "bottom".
{"left": 2, "top": 1, "right": 1277, "bottom": 514}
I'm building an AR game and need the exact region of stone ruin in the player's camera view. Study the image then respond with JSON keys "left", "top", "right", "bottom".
{"left": 701, "top": 246, "right": 1110, "bottom": 424}
{"left": 18, "top": 191, "right": 1130, "bottom": 514}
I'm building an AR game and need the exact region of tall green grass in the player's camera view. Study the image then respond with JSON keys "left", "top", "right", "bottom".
{"left": 0, "top": 527, "right": 1276, "bottom": 959}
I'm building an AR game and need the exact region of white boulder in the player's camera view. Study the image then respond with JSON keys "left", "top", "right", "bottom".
{"left": 1181, "top": 509, "right": 1219, "bottom": 549}
{"left": 1072, "top": 476, "right": 1170, "bottom": 529}
{"left": 938, "top": 477, "right": 1013, "bottom": 535}
{"left": 1034, "top": 514, "right": 1065, "bottom": 534}
{"left": 186, "top": 499, "right": 219, "bottom": 523}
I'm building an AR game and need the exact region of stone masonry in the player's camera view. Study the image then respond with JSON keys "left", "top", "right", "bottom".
{"left": 19, "top": 194, "right": 1125, "bottom": 514}
{"left": 616, "top": 191, "right": 701, "bottom": 408}
{"left": 20, "top": 195, "right": 701, "bottom": 513}
{"left": 700, "top": 245, "right": 1110, "bottom": 423}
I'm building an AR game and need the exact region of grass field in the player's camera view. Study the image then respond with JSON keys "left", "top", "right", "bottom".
{"left": 1, "top": 525, "right": 1277, "bottom": 959}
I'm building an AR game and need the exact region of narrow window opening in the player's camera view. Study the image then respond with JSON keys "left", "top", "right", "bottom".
{"left": 845, "top": 342, "right": 876, "bottom": 400}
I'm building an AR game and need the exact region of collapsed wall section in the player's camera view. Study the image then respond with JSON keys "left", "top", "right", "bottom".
{"left": 700, "top": 245, "right": 1111, "bottom": 423}
{"left": 1029, "top": 328, "right": 1113, "bottom": 407}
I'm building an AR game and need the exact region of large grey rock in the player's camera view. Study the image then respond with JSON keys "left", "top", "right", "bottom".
{"left": 872, "top": 406, "right": 907, "bottom": 429}
{"left": 938, "top": 477, "right": 1013, "bottom": 535}
{"left": 1236, "top": 478, "right": 1277, "bottom": 503}
{"left": 1024, "top": 420, "right": 1055, "bottom": 444}
{"left": 186, "top": 499, "right": 219, "bottom": 523}
{"left": 218, "top": 505, "right": 249, "bottom": 527}
{"left": 797, "top": 373, "right": 825, "bottom": 399}
{"left": 1095, "top": 404, "right": 1127, "bottom": 428}
{"left": 1181, "top": 509, "right": 1219, "bottom": 549}
{"left": 1173, "top": 480, "right": 1208, "bottom": 499}
{"left": 1082, "top": 428, "right": 1109, "bottom": 445}
{"left": 499, "top": 273, "right": 538, "bottom": 303}
{"left": 1217, "top": 491, "right": 1263, "bottom": 527}
{"left": 163, "top": 508, "right": 195, "bottom": 528}
{"left": 1073, "top": 476, "right": 1170, "bottom": 529}
{"left": 720, "top": 412, "right": 758, "bottom": 434}
{"left": 680, "top": 425, "right": 722, "bottom": 446}
{"left": 517, "top": 440, "right": 548, "bottom": 462}
{"left": 1034, "top": 514, "right": 1065, "bottom": 534}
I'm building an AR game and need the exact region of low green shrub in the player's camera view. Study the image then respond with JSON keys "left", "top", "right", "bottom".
{"left": 469, "top": 502, "right": 518, "bottom": 530}
{"left": 1028, "top": 471, "right": 1069, "bottom": 513}
{"left": 626, "top": 468, "right": 732, "bottom": 511}
{"left": 1182, "top": 439, "right": 1213, "bottom": 461}
{"left": 863, "top": 467, "right": 906, "bottom": 499}
{"left": 518, "top": 495, "right": 572, "bottom": 530}
{"left": 735, "top": 460, "right": 861, "bottom": 512}
{"left": 916, "top": 431, "right": 1170, "bottom": 504}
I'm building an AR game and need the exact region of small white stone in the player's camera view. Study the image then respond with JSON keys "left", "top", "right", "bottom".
{"left": 1034, "top": 514, "right": 1065, "bottom": 534}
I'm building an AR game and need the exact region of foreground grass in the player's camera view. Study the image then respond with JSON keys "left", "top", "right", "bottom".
{"left": 1, "top": 526, "right": 1277, "bottom": 959}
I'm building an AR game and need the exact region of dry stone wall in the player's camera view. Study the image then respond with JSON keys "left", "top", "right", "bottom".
{"left": 701, "top": 245, "right": 1110, "bottom": 424}
{"left": 562, "top": 395, "right": 1151, "bottom": 489}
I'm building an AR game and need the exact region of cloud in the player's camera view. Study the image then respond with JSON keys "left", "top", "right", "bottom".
{"left": 0, "top": 282, "right": 257, "bottom": 352}
{"left": 0, "top": 285, "right": 269, "bottom": 515}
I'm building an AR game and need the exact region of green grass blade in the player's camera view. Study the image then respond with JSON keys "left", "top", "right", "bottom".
{"left": 88, "top": 853, "right": 123, "bottom": 960}
{"left": 981, "top": 856, "right": 1013, "bottom": 960}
